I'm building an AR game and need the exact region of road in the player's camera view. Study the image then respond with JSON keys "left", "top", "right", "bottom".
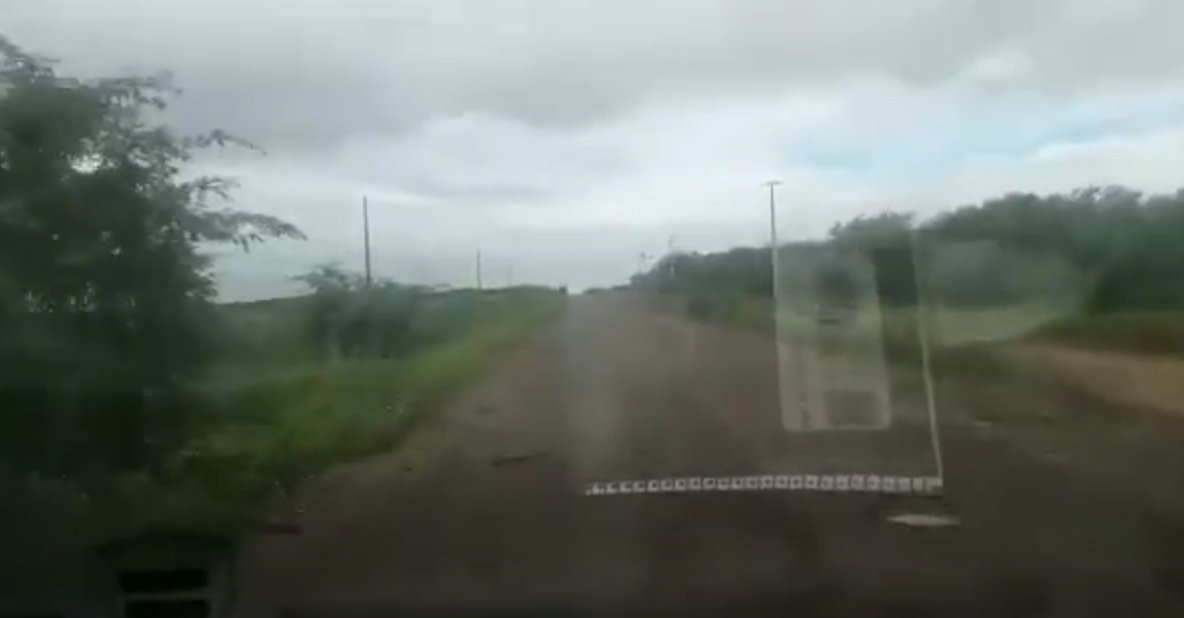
{"left": 234, "top": 292, "right": 1184, "bottom": 617}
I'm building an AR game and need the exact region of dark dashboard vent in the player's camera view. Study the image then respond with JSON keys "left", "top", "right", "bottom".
{"left": 118, "top": 569, "right": 208, "bottom": 595}
{"left": 124, "top": 599, "right": 209, "bottom": 618}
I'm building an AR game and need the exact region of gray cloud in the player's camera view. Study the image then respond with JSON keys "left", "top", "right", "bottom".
{"left": 8, "top": 0, "right": 1182, "bottom": 153}
{"left": 392, "top": 177, "right": 553, "bottom": 205}
{"left": 5, "top": 0, "right": 1184, "bottom": 299}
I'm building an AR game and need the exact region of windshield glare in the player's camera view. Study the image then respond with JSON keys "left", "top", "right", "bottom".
{"left": 2, "top": 4, "right": 1184, "bottom": 617}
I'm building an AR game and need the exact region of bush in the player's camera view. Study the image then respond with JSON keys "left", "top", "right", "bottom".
{"left": 0, "top": 38, "right": 303, "bottom": 483}
{"left": 93, "top": 288, "right": 564, "bottom": 536}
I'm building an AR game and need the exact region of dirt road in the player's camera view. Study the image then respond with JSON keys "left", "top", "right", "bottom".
{"left": 234, "top": 292, "right": 1184, "bottom": 617}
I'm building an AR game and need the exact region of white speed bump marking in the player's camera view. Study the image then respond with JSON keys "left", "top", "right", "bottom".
{"left": 584, "top": 474, "right": 943, "bottom": 496}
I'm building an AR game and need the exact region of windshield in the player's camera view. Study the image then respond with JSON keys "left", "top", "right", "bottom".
{"left": 3, "top": 2, "right": 1184, "bottom": 617}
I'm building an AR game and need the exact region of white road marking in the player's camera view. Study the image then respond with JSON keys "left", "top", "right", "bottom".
{"left": 584, "top": 474, "right": 943, "bottom": 496}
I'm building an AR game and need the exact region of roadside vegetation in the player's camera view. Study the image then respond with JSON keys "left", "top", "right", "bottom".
{"left": 632, "top": 186, "right": 1184, "bottom": 419}
{"left": 631, "top": 185, "right": 1184, "bottom": 516}
{"left": 0, "top": 34, "right": 563, "bottom": 574}
{"left": 162, "top": 278, "right": 562, "bottom": 533}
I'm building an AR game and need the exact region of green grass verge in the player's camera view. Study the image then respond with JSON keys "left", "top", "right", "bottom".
{"left": 21, "top": 291, "right": 565, "bottom": 546}
{"left": 166, "top": 291, "right": 562, "bottom": 531}
{"left": 1027, "top": 311, "right": 1184, "bottom": 358}
{"left": 663, "top": 292, "right": 1036, "bottom": 386}
{"left": 653, "top": 291, "right": 1172, "bottom": 452}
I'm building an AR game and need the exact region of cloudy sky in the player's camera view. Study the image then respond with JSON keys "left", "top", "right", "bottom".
{"left": 4, "top": 0, "right": 1183, "bottom": 298}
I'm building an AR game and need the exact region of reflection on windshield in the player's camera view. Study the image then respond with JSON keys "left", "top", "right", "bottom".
{"left": 3, "top": 15, "right": 1184, "bottom": 618}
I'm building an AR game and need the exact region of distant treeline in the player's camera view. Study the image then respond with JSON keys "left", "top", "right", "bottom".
{"left": 219, "top": 264, "right": 561, "bottom": 365}
{"left": 633, "top": 185, "right": 1184, "bottom": 315}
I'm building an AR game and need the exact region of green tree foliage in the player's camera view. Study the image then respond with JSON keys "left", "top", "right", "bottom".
{"left": 635, "top": 185, "right": 1184, "bottom": 316}
{"left": 644, "top": 247, "right": 773, "bottom": 319}
{"left": 927, "top": 186, "right": 1184, "bottom": 312}
{"left": 0, "top": 38, "right": 304, "bottom": 482}
{"left": 292, "top": 264, "right": 429, "bottom": 361}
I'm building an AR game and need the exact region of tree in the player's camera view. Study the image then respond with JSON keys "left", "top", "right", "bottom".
{"left": 635, "top": 185, "right": 1184, "bottom": 319}
{"left": 0, "top": 38, "right": 304, "bottom": 483}
{"left": 293, "top": 264, "right": 428, "bottom": 360}
{"left": 292, "top": 264, "right": 367, "bottom": 360}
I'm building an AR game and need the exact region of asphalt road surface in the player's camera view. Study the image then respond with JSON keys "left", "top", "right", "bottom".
{"left": 233, "top": 292, "right": 1184, "bottom": 618}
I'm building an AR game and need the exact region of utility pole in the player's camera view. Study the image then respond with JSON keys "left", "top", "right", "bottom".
{"left": 363, "top": 195, "right": 373, "bottom": 287}
{"left": 638, "top": 251, "right": 651, "bottom": 274}
{"left": 762, "top": 181, "right": 782, "bottom": 257}
{"left": 666, "top": 235, "right": 677, "bottom": 277}
{"left": 764, "top": 179, "right": 811, "bottom": 432}
{"left": 762, "top": 180, "right": 783, "bottom": 287}
{"left": 476, "top": 249, "right": 484, "bottom": 290}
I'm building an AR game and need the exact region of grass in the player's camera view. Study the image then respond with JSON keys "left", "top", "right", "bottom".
{"left": 662, "top": 291, "right": 1131, "bottom": 419}
{"left": 680, "top": 293, "right": 1058, "bottom": 361}
{"left": 162, "top": 289, "right": 563, "bottom": 531}
{"left": 930, "top": 302, "right": 1072, "bottom": 344}
{"left": 683, "top": 292, "right": 1066, "bottom": 342}
{"left": 9, "top": 288, "right": 565, "bottom": 554}
{"left": 1027, "top": 310, "right": 1184, "bottom": 358}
